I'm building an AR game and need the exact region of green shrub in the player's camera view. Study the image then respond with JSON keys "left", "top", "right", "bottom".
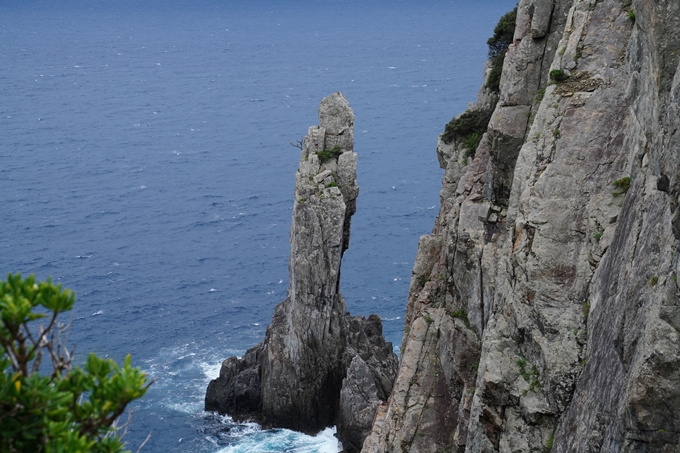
{"left": 0, "top": 274, "right": 149, "bottom": 452}
{"left": 485, "top": 9, "right": 517, "bottom": 92}
{"left": 628, "top": 8, "right": 635, "bottom": 23}
{"left": 325, "top": 181, "right": 338, "bottom": 188}
{"left": 316, "top": 145, "right": 343, "bottom": 164}
{"left": 442, "top": 108, "right": 493, "bottom": 158}
{"left": 487, "top": 9, "right": 517, "bottom": 58}
{"left": 462, "top": 132, "right": 483, "bottom": 154}
{"left": 649, "top": 276, "right": 659, "bottom": 286}
{"left": 612, "top": 176, "right": 631, "bottom": 194}
{"left": 549, "top": 69, "right": 569, "bottom": 83}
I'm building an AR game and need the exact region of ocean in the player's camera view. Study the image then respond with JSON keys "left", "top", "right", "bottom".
{"left": 0, "top": 1, "right": 515, "bottom": 451}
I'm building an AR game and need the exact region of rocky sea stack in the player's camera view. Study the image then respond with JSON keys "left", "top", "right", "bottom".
{"left": 205, "top": 92, "right": 398, "bottom": 452}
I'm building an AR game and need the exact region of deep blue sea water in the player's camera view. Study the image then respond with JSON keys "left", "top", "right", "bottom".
{"left": 0, "top": 1, "right": 515, "bottom": 451}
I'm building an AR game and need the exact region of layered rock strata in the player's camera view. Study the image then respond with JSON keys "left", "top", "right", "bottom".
{"left": 205, "top": 92, "right": 398, "bottom": 452}
{"left": 363, "top": 0, "right": 680, "bottom": 452}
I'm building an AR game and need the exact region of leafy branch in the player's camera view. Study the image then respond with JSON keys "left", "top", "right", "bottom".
{"left": 0, "top": 273, "right": 151, "bottom": 452}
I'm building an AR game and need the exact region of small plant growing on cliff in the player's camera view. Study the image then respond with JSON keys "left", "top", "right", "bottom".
{"left": 594, "top": 229, "right": 604, "bottom": 242}
{"left": 424, "top": 313, "right": 434, "bottom": 325}
{"left": 582, "top": 301, "right": 591, "bottom": 321}
{"left": 628, "top": 8, "right": 636, "bottom": 23}
{"left": 451, "top": 309, "right": 472, "bottom": 330}
{"left": 516, "top": 356, "right": 539, "bottom": 384}
{"left": 289, "top": 138, "right": 304, "bottom": 150}
{"left": 544, "top": 431, "right": 555, "bottom": 452}
{"left": 316, "top": 145, "right": 343, "bottom": 164}
{"left": 649, "top": 275, "right": 659, "bottom": 286}
{"left": 486, "top": 8, "right": 517, "bottom": 93}
{"left": 415, "top": 274, "right": 431, "bottom": 291}
{"left": 529, "top": 376, "right": 541, "bottom": 392}
{"left": 535, "top": 89, "right": 546, "bottom": 103}
{"left": 549, "top": 69, "right": 569, "bottom": 83}
{"left": 325, "top": 181, "right": 338, "bottom": 188}
{"left": 612, "top": 176, "right": 631, "bottom": 194}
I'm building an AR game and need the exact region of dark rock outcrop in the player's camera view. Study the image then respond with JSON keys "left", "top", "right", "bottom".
{"left": 205, "top": 92, "right": 398, "bottom": 452}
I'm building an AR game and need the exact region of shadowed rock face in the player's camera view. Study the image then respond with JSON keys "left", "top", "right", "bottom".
{"left": 362, "top": 1, "right": 680, "bottom": 452}
{"left": 205, "top": 92, "right": 398, "bottom": 452}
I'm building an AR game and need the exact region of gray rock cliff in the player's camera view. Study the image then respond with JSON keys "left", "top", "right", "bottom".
{"left": 205, "top": 92, "right": 398, "bottom": 452}
{"left": 362, "top": 0, "right": 680, "bottom": 452}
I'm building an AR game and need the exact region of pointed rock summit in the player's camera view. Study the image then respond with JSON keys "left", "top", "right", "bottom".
{"left": 205, "top": 92, "right": 397, "bottom": 452}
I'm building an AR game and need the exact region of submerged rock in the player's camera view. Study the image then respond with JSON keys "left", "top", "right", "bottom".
{"left": 205, "top": 92, "right": 397, "bottom": 452}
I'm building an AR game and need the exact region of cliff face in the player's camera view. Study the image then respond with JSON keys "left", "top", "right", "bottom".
{"left": 205, "top": 93, "right": 398, "bottom": 452}
{"left": 363, "top": 0, "right": 680, "bottom": 452}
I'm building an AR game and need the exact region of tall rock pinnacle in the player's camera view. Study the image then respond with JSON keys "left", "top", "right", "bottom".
{"left": 205, "top": 93, "right": 397, "bottom": 452}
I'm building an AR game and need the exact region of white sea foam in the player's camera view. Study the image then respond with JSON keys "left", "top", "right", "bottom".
{"left": 214, "top": 426, "right": 341, "bottom": 453}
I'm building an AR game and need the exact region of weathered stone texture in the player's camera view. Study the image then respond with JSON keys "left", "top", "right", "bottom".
{"left": 364, "top": 0, "right": 680, "bottom": 452}
{"left": 205, "top": 93, "right": 397, "bottom": 452}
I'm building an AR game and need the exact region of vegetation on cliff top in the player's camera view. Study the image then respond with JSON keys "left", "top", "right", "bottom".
{"left": 0, "top": 274, "right": 149, "bottom": 452}
{"left": 486, "top": 8, "right": 517, "bottom": 92}
{"left": 441, "top": 8, "right": 516, "bottom": 157}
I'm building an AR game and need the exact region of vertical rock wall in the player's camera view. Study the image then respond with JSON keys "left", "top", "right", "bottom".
{"left": 206, "top": 93, "right": 397, "bottom": 452}
{"left": 363, "top": 0, "right": 680, "bottom": 452}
